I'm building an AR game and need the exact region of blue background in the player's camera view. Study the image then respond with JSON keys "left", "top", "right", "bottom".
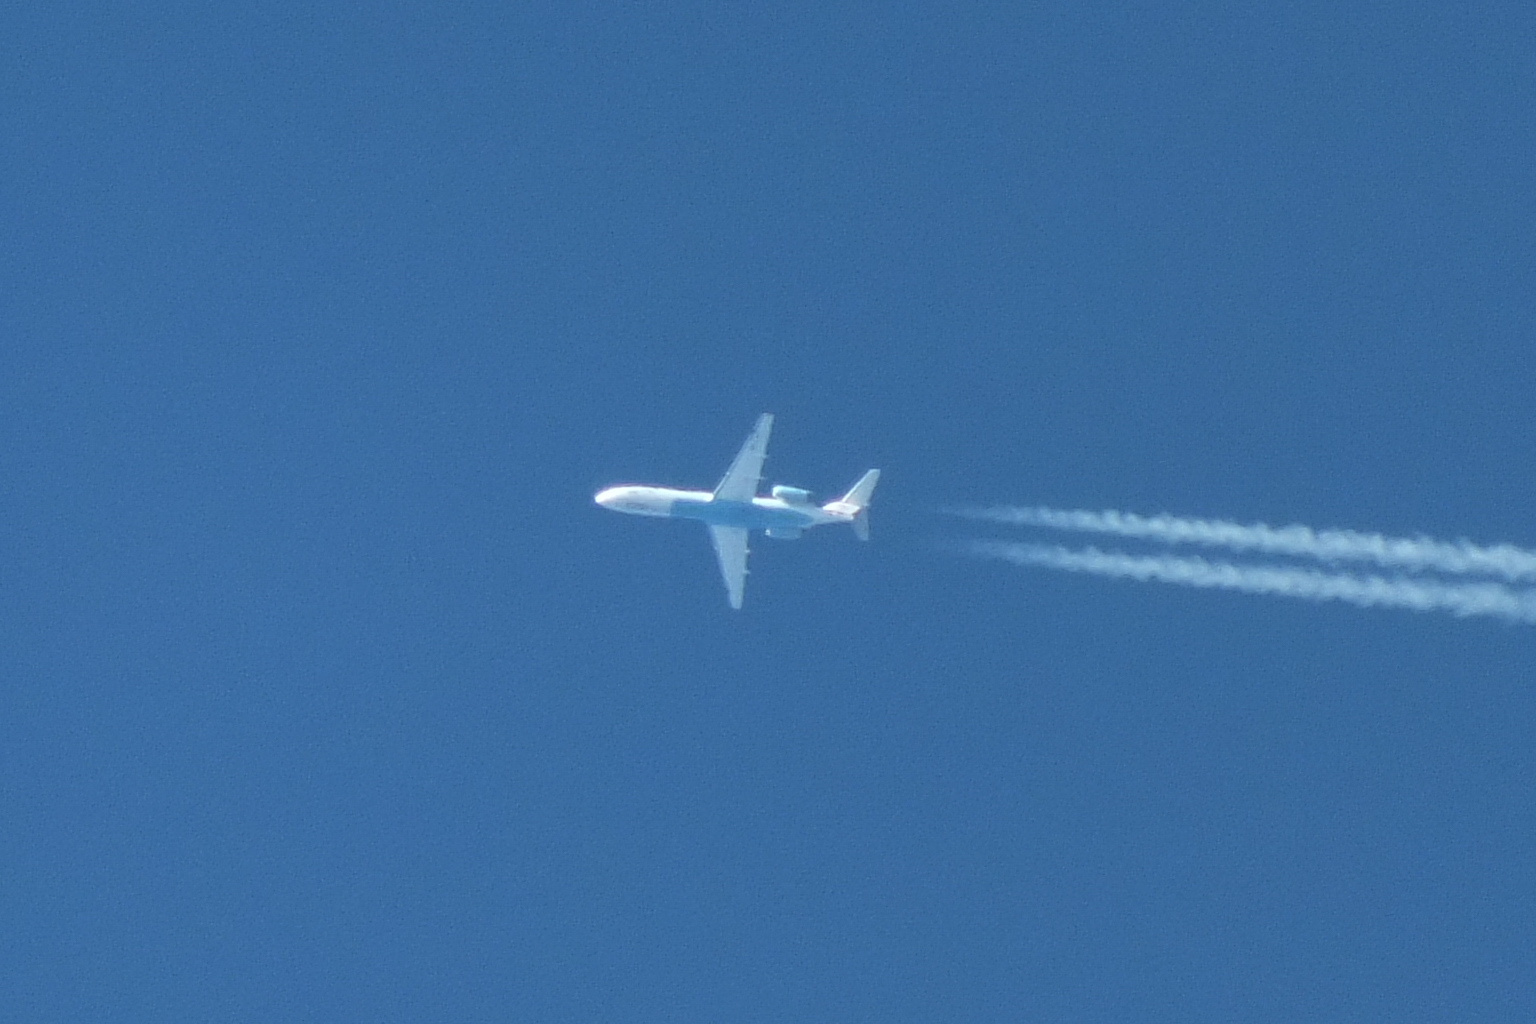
{"left": 4, "top": 4, "right": 1535, "bottom": 1021}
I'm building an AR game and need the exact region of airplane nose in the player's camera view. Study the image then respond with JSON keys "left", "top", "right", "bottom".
{"left": 594, "top": 487, "right": 619, "bottom": 508}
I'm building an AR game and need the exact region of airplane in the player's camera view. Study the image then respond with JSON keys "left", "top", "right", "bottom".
{"left": 594, "top": 414, "right": 879, "bottom": 609}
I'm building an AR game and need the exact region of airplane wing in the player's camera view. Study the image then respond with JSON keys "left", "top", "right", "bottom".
{"left": 712, "top": 413, "right": 773, "bottom": 503}
{"left": 707, "top": 525, "right": 750, "bottom": 609}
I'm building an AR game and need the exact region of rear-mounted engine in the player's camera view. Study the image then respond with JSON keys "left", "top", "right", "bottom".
{"left": 770, "top": 485, "right": 813, "bottom": 504}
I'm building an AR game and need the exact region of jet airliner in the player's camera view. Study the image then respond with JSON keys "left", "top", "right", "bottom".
{"left": 595, "top": 414, "right": 879, "bottom": 609}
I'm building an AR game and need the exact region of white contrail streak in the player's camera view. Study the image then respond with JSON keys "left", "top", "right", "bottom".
{"left": 961, "top": 540, "right": 1536, "bottom": 624}
{"left": 947, "top": 506, "right": 1536, "bottom": 583}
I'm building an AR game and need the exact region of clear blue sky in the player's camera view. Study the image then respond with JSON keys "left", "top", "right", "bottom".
{"left": 4, "top": 4, "right": 1535, "bottom": 1021}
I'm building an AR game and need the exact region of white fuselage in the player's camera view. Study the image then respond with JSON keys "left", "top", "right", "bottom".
{"left": 594, "top": 485, "right": 855, "bottom": 534}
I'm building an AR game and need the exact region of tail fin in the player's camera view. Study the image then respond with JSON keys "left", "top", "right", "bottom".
{"left": 839, "top": 469, "right": 880, "bottom": 509}
{"left": 826, "top": 469, "right": 879, "bottom": 541}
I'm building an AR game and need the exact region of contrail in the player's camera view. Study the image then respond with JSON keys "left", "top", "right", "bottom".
{"left": 961, "top": 540, "right": 1536, "bottom": 624}
{"left": 947, "top": 506, "right": 1536, "bottom": 583}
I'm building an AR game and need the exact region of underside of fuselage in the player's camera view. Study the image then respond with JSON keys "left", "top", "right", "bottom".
{"left": 672, "top": 495, "right": 822, "bottom": 532}
{"left": 592, "top": 485, "right": 837, "bottom": 532}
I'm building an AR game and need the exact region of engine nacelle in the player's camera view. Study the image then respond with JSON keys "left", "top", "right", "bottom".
{"left": 766, "top": 528, "right": 803, "bottom": 540}
{"left": 771, "top": 485, "right": 813, "bottom": 505}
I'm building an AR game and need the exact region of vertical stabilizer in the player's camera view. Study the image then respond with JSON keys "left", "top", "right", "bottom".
{"left": 825, "top": 469, "right": 879, "bottom": 541}
{"left": 839, "top": 469, "right": 879, "bottom": 509}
